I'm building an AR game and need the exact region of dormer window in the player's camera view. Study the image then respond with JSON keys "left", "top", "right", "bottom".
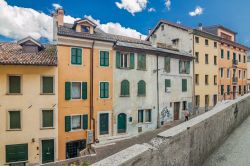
{"left": 17, "top": 36, "right": 43, "bottom": 54}
{"left": 81, "top": 25, "right": 90, "bottom": 33}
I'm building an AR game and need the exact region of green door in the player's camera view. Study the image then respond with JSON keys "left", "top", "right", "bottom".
{"left": 42, "top": 139, "right": 54, "bottom": 164}
{"left": 117, "top": 113, "right": 127, "bottom": 133}
{"left": 99, "top": 113, "right": 109, "bottom": 135}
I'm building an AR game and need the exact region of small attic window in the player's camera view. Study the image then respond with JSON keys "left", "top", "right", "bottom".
{"left": 81, "top": 25, "right": 90, "bottom": 33}
{"left": 17, "top": 37, "right": 43, "bottom": 54}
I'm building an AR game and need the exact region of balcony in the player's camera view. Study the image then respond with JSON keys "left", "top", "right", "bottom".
{"left": 232, "top": 77, "right": 238, "bottom": 84}
{"left": 232, "top": 59, "right": 238, "bottom": 67}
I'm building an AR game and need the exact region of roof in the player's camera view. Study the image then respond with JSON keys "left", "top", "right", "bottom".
{"left": 146, "top": 19, "right": 191, "bottom": 41}
{"left": 204, "top": 25, "right": 237, "bottom": 35}
{"left": 58, "top": 23, "right": 151, "bottom": 45}
{"left": 17, "top": 36, "right": 43, "bottom": 48}
{"left": 0, "top": 43, "right": 57, "bottom": 66}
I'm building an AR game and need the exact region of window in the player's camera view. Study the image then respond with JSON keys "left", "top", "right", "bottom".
{"left": 137, "top": 80, "right": 146, "bottom": 96}
{"left": 8, "top": 75, "right": 21, "bottom": 94}
{"left": 221, "top": 49, "right": 224, "bottom": 59}
{"left": 214, "top": 42, "right": 217, "bottom": 48}
{"left": 214, "top": 56, "right": 217, "bottom": 65}
{"left": 72, "top": 82, "right": 81, "bottom": 99}
{"left": 205, "top": 95, "right": 209, "bottom": 107}
{"left": 239, "top": 86, "right": 242, "bottom": 94}
{"left": 116, "top": 52, "right": 134, "bottom": 69}
{"left": 6, "top": 144, "right": 28, "bottom": 163}
{"left": 195, "top": 52, "right": 199, "bottom": 63}
{"left": 205, "top": 39, "right": 209, "bottom": 46}
{"left": 64, "top": 114, "right": 88, "bottom": 132}
{"left": 42, "top": 76, "right": 54, "bottom": 94}
{"left": 164, "top": 57, "right": 171, "bottom": 73}
{"left": 227, "top": 69, "right": 230, "bottom": 78}
{"left": 205, "top": 54, "right": 209, "bottom": 64}
{"left": 244, "top": 55, "right": 246, "bottom": 63}
{"left": 182, "top": 101, "right": 187, "bottom": 110}
{"left": 100, "top": 51, "right": 109, "bottom": 67}
{"left": 239, "top": 70, "right": 241, "bottom": 79}
{"left": 137, "top": 53, "right": 146, "bottom": 70}
{"left": 244, "top": 71, "right": 246, "bottom": 79}
{"left": 182, "top": 79, "right": 187, "bottom": 92}
{"left": 138, "top": 110, "right": 144, "bottom": 123}
{"left": 179, "top": 61, "right": 190, "bottom": 74}
{"left": 214, "top": 75, "right": 217, "bottom": 85}
{"left": 121, "top": 80, "right": 130, "bottom": 96}
{"left": 42, "top": 110, "right": 54, "bottom": 128}
{"left": 205, "top": 75, "right": 209, "bottom": 85}
{"left": 145, "top": 110, "right": 152, "bottom": 123}
{"left": 165, "top": 79, "right": 171, "bottom": 92}
{"left": 227, "top": 51, "right": 230, "bottom": 60}
{"left": 9, "top": 111, "right": 21, "bottom": 130}
{"left": 239, "top": 54, "right": 241, "bottom": 62}
{"left": 66, "top": 140, "right": 86, "bottom": 159}
{"left": 220, "top": 68, "right": 224, "bottom": 78}
{"left": 161, "top": 25, "right": 164, "bottom": 31}
{"left": 195, "top": 95, "right": 200, "bottom": 107}
{"left": 227, "top": 85, "right": 230, "bottom": 95}
{"left": 72, "top": 115, "right": 81, "bottom": 130}
{"left": 81, "top": 25, "right": 90, "bottom": 33}
{"left": 244, "top": 85, "right": 246, "bottom": 94}
{"left": 100, "top": 82, "right": 109, "bottom": 98}
{"left": 195, "top": 74, "right": 199, "bottom": 85}
{"left": 195, "top": 36, "right": 199, "bottom": 43}
{"left": 172, "top": 39, "right": 179, "bottom": 46}
{"left": 221, "top": 85, "right": 224, "bottom": 95}
{"left": 71, "top": 48, "right": 82, "bottom": 65}
{"left": 65, "top": 82, "right": 87, "bottom": 100}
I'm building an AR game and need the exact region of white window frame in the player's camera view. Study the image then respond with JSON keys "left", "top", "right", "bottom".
{"left": 120, "top": 52, "right": 130, "bottom": 69}
{"left": 7, "top": 110, "right": 22, "bottom": 131}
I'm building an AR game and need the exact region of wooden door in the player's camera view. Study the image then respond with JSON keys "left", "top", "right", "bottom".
{"left": 117, "top": 113, "right": 127, "bottom": 133}
{"left": 174, "top": 102, "right": 180, "bottom": 120}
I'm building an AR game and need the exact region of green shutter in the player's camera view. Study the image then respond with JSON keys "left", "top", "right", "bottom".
{"left": 148, "top": 111, "right": 151, "bottom": 122}
{"left": 42, "top": 110, "right": 53, "bottom": 128}
{"left": 9, "top": 76, "right": 21, "bottom": 93}
{"left": 138, "top": 80, "right": 146, "bottom": 96}
{"left": 179, "top": 61, "right": 182, "bottom": 74}
{"left": 221, "top": 49, "right": 224, "bottom": 58}
{"left": 227, "top": 51, "right": 230, "bottom": 60}
{"left": 116, "top": 51, "right": 121, "bottom": 68}
{"left": 9, "top": 111, "right": 21, "bottom": 129}
{"left": 186, "top": 61, "right": 190, "bottom": 74}
{"left": 100, "top": 82, "right": 109, "bottom": 98}
{"left": 65, "top": 82, "right": 71, "bottom": 100}
{"left": 6, "top": 144, "right": 28, "bottom": 163}
{"left": 43, "top": 77, "right": 54, "bottom": 94}
{"left": 65, "top": 116, "right": 71, "bottom": 132}
{"left": 82, "top": 115, "right": 88, "bottom": 130}
{"left": 165, "top": 79, "right": 171, "bottom": 88}
{"left": 164, "top": 57, "right": 170, "bottom": 73}
{"left": 130, "top": 53, "right": 134, "bottom": 69}
{"left": 77, "top": 48, "right": 82, "bottom": 65}
{"left": 100, "top": 51, "right": 105, "bottom": 66}
{"left": 121, "top": 80, "right": 129, "bottom": 96}
{"left": 140, "top": 110, "right": 144, "bottom": 122}
{"left": 182, "top": 79, "right": 187, "bottom": 92}
{"left": 71, "top": 48, "right": 77, "bottom": 64}
{"left": 82, "top": 82, "right": 87, "bottom": 99}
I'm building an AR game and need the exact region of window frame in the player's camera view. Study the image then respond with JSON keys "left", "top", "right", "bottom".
{"left": 70, "top": 47, "right": 82, "bottom": 65}
{"left": 195, "top": 52, "right": 199, "bottom": 63}
{"left": 71, "top": 82, "right": 82, "bottom": 100}
{"left": 7, "top": 75, "right": 22, "bottom": 95}
{"left": 40, "top": 109, "right": 54, "bottom": 129}
{"left": 99, "top": 81, "right": 110, "bottom": 99}
{"left": 205, "top": 75, "right": 209, "bottom": 85}
{"left": 120, "top": 52, "right": 131, "bottom": 69}
{"left": 144, "top": 109, "right": 152, "bottom": 123}
{"left": 205, "top": 54, "right": 209, "bottom": 64}
{"left": 195, "top": 36, "right": 199, "bottom": 44}
{"left": 41, "top": 75, "right": 55, "bottom": 95}
{"left": 7, "top": 110, "right": 22, "bottom": 131}
{"left": 71, "top": 115, "right": 82, "bottom": 131}
{"left": 205, "top": 39, "right": 209, "bottom": 46}
{"left": 99, "top": 50, "right": 110, "bottom": 67}
{"left": 120, "top": 80, "right": 130, "bottom": 97}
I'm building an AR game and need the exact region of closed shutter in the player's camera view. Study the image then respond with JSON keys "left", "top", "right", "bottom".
{"left": 42, "top": 77, "right": 53, "bottom": 94}
{"left": 105, "top": 51, "right": 109, "bottom": 66}
{"left": 186, "top": 61, "right": 190, "bottom": 74}
{"left": 221, "top": 49, "right": 224, "bottom": 58}
{"left": 82, "top": 115, "right": 88, "bottom": 130}
{"left": 138, "top": 81, "right": 146, "bottom": 96}
{"left": 9, "top": 76, "right": 21, "bottom": 93}
{"left": 130, "top": 53, "right": 134, "bottom": 69}
{"left": 9, "top": 111, "right": 21, "bottom": 129}
{"left": 82, "top": 82, "right": 87, "bottom": 99}
{"left": 116, "top": 51, "right": 121, "bottom": 68}
{"left": 182, "top": 79, "right": 187, "bottom": 92}
{"left": 165, "top": 79, "right": 171, "bottom": 88}
{"left": 71, "top": 48, "right": 77, "bottom": 64}
{"left": 121, "top": 80, "right": 129, "bottom": 96}
{"left": 142, "top": 54, "right": 146, "bottom": 70}
{"left": 65, "top": 116, "right": 71, "bottom": 132}
{"left": 65, "top": 82, "right": 71, "bottom": 100}
{"left": 42, "top": 110, "right": 53, "bottom": 128}
{"left": 6, "top": 144, "right": 28, "bottom": 163}
{"left": 76, "top": 48, "right": 82, "bottom": 65}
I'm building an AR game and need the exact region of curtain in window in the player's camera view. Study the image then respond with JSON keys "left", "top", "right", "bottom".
{"left": 72, "top": 82, "right": 81, "bottom": 99}
{"left": 72, "top": 116, "right": 81, "bottom": 130}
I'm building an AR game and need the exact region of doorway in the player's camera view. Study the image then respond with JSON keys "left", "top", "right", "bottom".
{"left": 174, "top": 102, "right": 180, "bottom": 120}
{"left": 41, "top": 139, "right": 54, "bottom": 164}
{"left": 117, "top": 113, "right": 127, "bottom": 133}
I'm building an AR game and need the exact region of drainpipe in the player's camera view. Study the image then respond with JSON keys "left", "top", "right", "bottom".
{"left": 156, "top": 54, "right": 160, "bottom": 128}
{"left": 90, "top": 41, "right": 96, "bottom": 141}
{"left": 192, "top": 34, "right": 196, "bottom": 114}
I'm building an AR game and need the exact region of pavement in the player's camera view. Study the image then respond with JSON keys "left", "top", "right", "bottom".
{"left": 203, "top": 116, "right": 250, "bottom": 166}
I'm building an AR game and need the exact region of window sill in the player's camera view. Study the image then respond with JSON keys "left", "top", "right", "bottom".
{"left": 40, "top": 127, "right": 55, "bottom": 130}
{"left": 6, "top": 129, "right": 22, "bottom": 131}
{"left": 137, "top": 95, "right": 146, "bottom": 97}
{"left": 40, "top": 93, "right": 55, "bottom": 95}
{"left": 117, "top": 67, "right": 132, "bottom": 70}
{"left": 137, "top": 69, "right": 147, "bottom": 71}
{"left": 6, "top": 93, "right": 22, "bottom": 95}
{"left": 5, "top": 161, "right": 28, "bottom": 165}
{"left": 120, "top": 95, "right": 130, "bottom": 97}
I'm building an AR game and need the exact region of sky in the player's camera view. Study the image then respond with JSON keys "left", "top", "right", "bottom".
{"left": 0, "top": 0, "right": 250, "bottom": 49}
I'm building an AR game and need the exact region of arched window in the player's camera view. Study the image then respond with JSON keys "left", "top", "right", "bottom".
{"left": 121, "top": 80, "right": 130, "bottom": 96}
{"left": 138, "top": 80, "right": 146, "bottom": 96}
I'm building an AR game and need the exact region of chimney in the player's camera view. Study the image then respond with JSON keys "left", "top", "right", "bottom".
{"left": 198, "top": 23, "right": 203, "bottom": 30}
{"left": 57, "top": 8, "right": 64, "bottom": 27}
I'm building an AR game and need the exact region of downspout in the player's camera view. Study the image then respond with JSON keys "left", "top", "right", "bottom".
{"left": 192, "top": 34, "right": 196, "bottom": 114}
{"left": 90, "top": 40, "right": 96, "bottom": 141}
{"left": 156, "top": 54, "right": 160, "bottom": 128}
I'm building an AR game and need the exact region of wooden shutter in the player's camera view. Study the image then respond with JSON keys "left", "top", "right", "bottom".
{"left": 77, "top": 48, "right": 82, "bottom": 65}
{"left": 164, "top": 57, "right": 170, "bottom": 73}
{"left": 82, "top": 82, "right": 87, "bottom": 99}
{"left": 116, "top": 51, "right": 121, "bottom": 68}
{"left": 138, "top": 80, "right": 146, "bottom": 96}
{"left": 65, "top": 116, "right": 71, "bottom": 132}
{"left": 186, "top": 61, "right": 190, "bottom": 74}
{"left": 179, "top": 61, "right": 182, "bottom": 74}
{"left": 43, "top": 77, "right": 53, "bottom": 94}
{"left": 165, "top": 79, "right": 171, "bottom": 88}
{"left": 182, "top": 79, "right": 187, "bottom": 92}
{"left": 130, "top": 53, "right": 134, "bottom": 69}
{"left": 6, "top": 144, "right": 28, "bottom": 163}
{"left": 9, "top": 76, "right": 21, "bottom": 93}
{"left": 221, "top": 49, "right": 224, "bottom": 58}
{"left": 142, "top": 54, "right": 146, "bottom": 70}
{"left": 148, "top": 110, "right": 152, "bottom": 122}
{"left": 65, "top": 82, "right": 71, "bottom": 100}
{"left": 71, "top": 48, "right": 77, "bottom": 64}
{"left": 105, "top": 51, "right": 109, "bottom": 66}
{"left": 42, "top": 110, "right": 53, "bottom": 128}
{"left": 82, "top": 114, "right": 88, "bottom": 130}
{"left": 9, "top": 111, "right": 21, "bottom": 129}
{"left": 121, "top": 80, "right": 129, "bottom": 96}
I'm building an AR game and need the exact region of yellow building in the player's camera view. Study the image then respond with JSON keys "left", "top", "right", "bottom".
{"left": 247, "top": 57, "right": 250, "bottom": 92}
{"left": 193, "top": 29, "right": 219, "bottom": 112}
{"left": 0, "top": 37, "right": 58, "bottom": 165}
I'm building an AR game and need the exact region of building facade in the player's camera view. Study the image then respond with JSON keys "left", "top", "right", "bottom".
{"left": 247, "top": 57, "right": 250, "bottom": 92}
{"left": 0, "top": 37, "right": 58, "bottom": 165}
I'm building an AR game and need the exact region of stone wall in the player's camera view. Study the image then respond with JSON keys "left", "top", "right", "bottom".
{"left": 92, "top": 94, "right": 250, "bottom": 166}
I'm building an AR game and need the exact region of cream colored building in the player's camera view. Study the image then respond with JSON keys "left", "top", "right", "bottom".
{"left": 0, "top": 37, "right": 58, "bottom": 165}
{"left": 193, "top": 29, "right": 219, "bottom": 112}
{"left": 247, "top": 57, "right": 250, "bottom": 92}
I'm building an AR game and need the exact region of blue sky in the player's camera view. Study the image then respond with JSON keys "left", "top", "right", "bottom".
{"left": 1, "top": 0, "right": 250, "bottom": 49}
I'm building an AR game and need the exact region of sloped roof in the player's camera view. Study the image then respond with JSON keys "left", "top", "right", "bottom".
{"left": 0, "top": 43, "right": 57, "bottom": 66}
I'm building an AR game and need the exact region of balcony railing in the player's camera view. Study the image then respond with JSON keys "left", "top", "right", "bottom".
{"left": 232, "top": 59, "right": 238, "bottom": 66}
{"left": 232, "top": 77, "right": 238, "bottom": 84}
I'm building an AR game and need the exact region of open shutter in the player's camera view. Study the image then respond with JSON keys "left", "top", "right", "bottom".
{"left": 77, "top": 48, "right": 82, "bottom": 65}
{"left": 186, "top": 61, "right": 190, "bottom": 74}
{"left": 65, "top": 82, "right": 71, "bottom": 100}
{"left": 82, "top": 82, "right": 87, "bottom": 99}
{"left": 116, "top": 51, "right": 121, "bottom": 68}
{"left": 130, "top": 53, "right": 134, "bottom": 69}
{"left": 149, "top": 111, "right": 152, "bottom": 122}
{"left": 82, "top": 114, "right": 88, "bottom": 130}
{"left": 179, "top": 61, "right": 182, "bottom": 74}
{"left": 65, "top": 116, "right": 71, "bottom": 132}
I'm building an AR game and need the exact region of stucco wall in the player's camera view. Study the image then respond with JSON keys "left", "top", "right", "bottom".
{"left": 0, "top": 65, "right": 58, "bottom": 165}
{"left": 92, "top": 94, "right": 250, "bottom": 166}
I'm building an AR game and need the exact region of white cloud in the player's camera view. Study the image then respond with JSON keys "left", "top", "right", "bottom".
{"left": 85, "top": 15, "right": 147, "bottom": 39}
{"left": 189, "top": 6, "right": 204, "bottom": 16}
{"left": 165, "top": 0, "right": 171, "bottom": 10}
{"left": 148, "top": 8, "right": 156, "bottom": 12}
{"left": 52, "top": 3, "right": 62, "bottom": 10}
{"left": 115, "top": 0, "right": 148, "bottom": 15}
